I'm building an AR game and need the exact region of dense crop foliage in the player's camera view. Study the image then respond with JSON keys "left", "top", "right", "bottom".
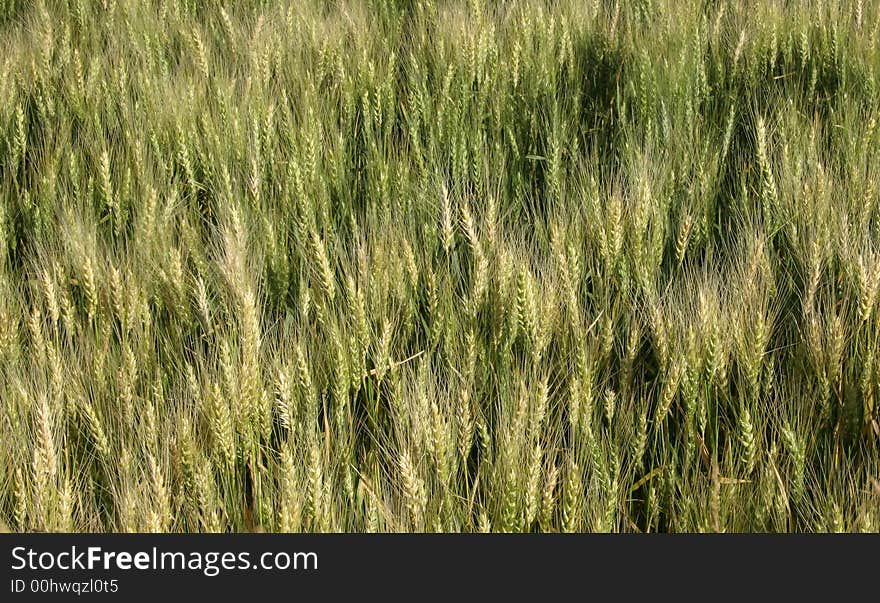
{"left": 1, "top": 0, "right": 879, "bottom": 532}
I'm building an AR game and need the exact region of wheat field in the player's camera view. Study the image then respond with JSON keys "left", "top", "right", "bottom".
{"left": 1, "top": 0, "right": 879, "bottom": 533}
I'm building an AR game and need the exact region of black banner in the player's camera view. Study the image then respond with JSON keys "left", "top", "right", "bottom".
{"left": 1, "top": 534, "right": 876, "bottom": 600}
